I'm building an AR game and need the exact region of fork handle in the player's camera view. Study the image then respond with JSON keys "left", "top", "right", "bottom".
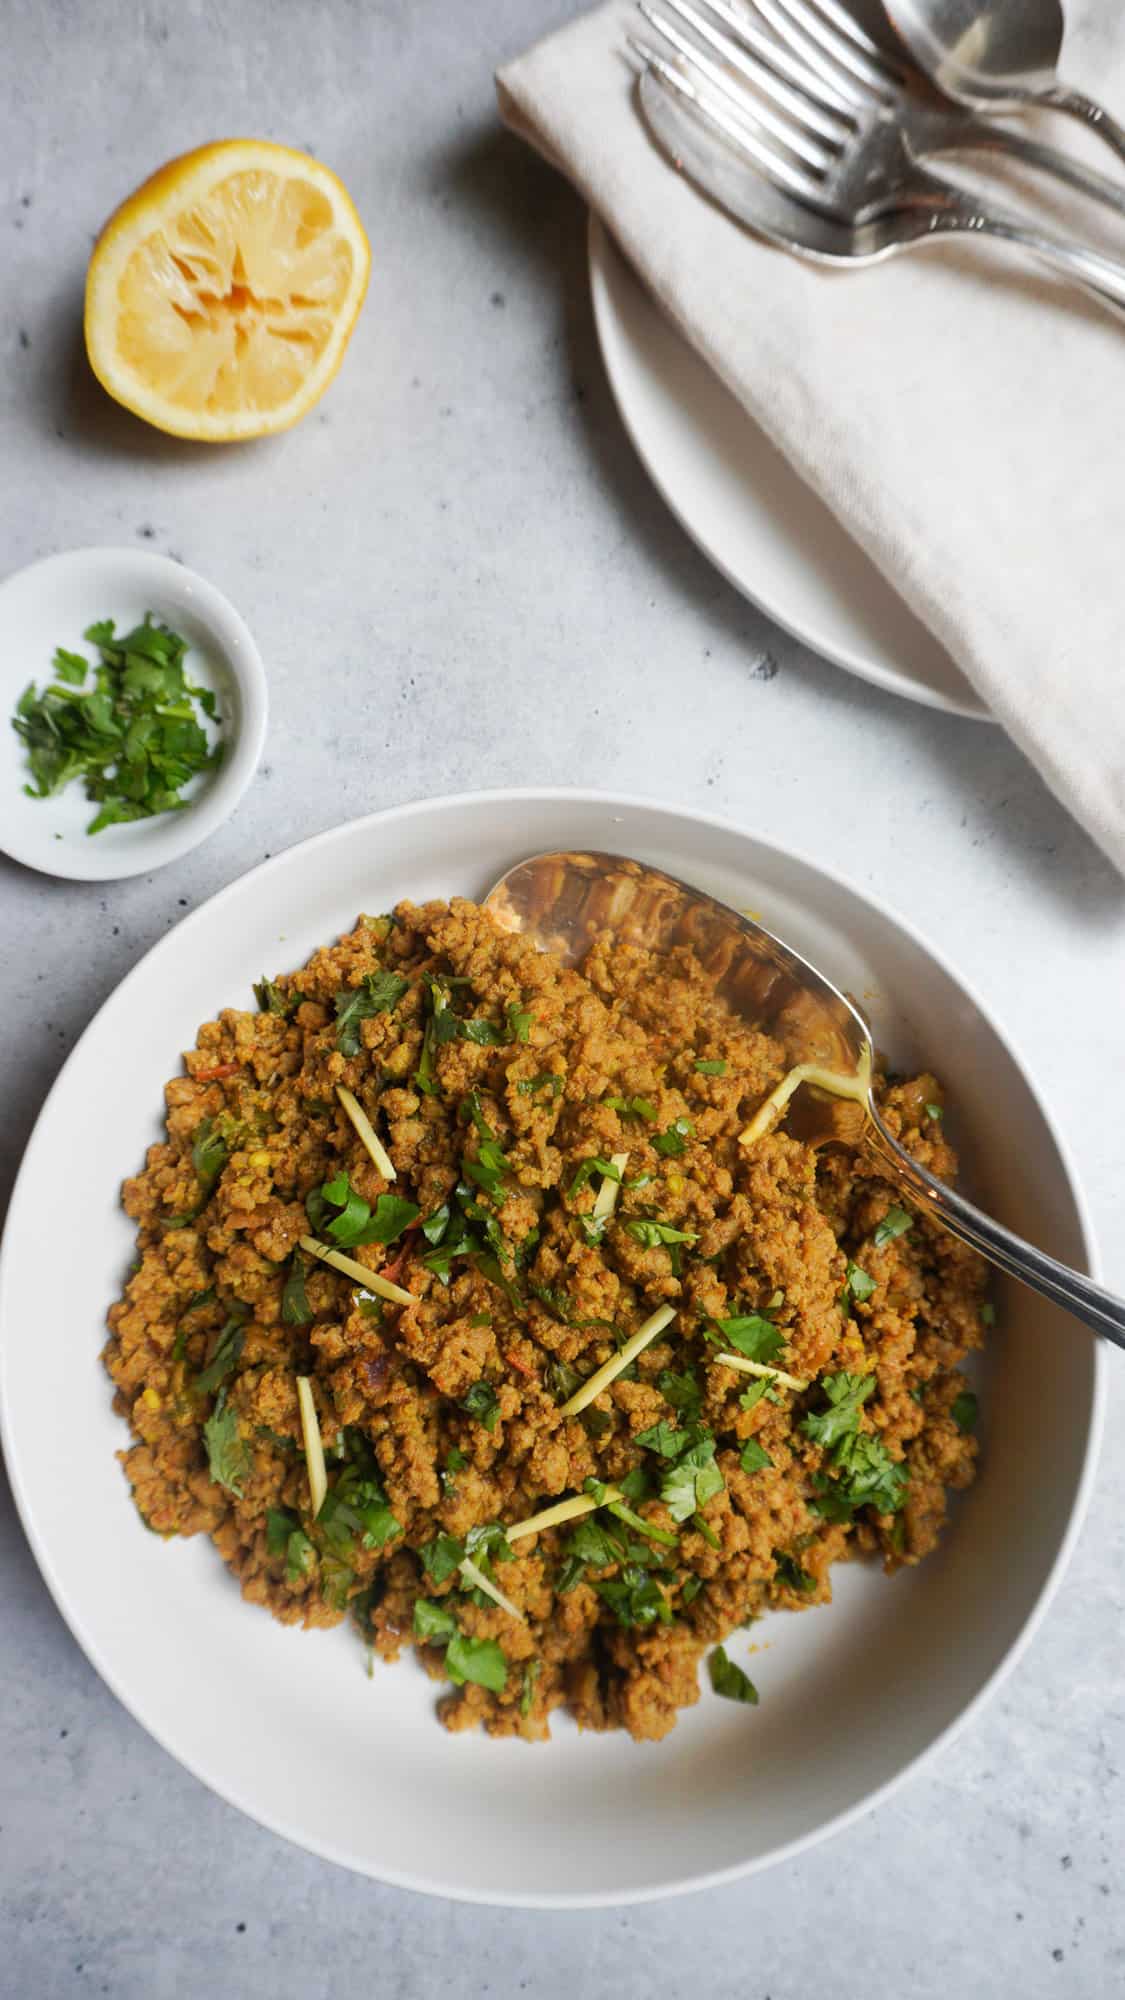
{"left": 1040, "top": 85, "right": 1125, "bottom": 171}
{"left": 868, "top": 1114, "right": 1125, "bottom": 1348}
{"left": 909, "top": 168, "right": 1125, "bottom": 319}
{"left": 920, "top": 114, "right": 1125, "bottom": 220}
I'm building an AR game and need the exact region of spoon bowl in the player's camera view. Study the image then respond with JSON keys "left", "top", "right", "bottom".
{"left": 886, "top": 0, "right": 1125, "bottom": 163}
{"left": 486, "top": 847, "right": 1125, "bottom": 1347}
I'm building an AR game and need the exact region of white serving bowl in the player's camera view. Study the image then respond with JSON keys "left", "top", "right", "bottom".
{"left": 0, "top": 547, "right": 267, "bottom": 881}
{"left": 0, "top": 791, "right": 1104, "bottom": 1904}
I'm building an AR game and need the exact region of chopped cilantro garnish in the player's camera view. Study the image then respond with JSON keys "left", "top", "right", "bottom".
{"left": 774, "top": 1552, "right": 815, "bottom": 1593}
{"left": 446, "top": 1632, "right": 508, "bottom": 1692}
{"left": 738, "top": 1380, "right": 770, "bottom": 1412}
{"left": 281, "top": 1251, "right": 313, "bottom": 1326}
{"left": 519, "top": 1658, "right": 542, "bottom": 1716}
{"left": 873, "top": 1205, "right": 913, "bottom": 1248}
{"left": 334, "top": 969, "right": 408, "bottom": 1058}
{"left": 193, "top": 1311, "right": 246, "bottom": 1395}
{"left": 801, "top": 1372, "right": 875, "bottom": 1449}
{"left": 693, "top": 1058, "right": 727, "bottom": 1075}
{"left": 739, "top": 1437, "right": 773, "bottom": 1474}
{"left": 604, "top": 1094, "right": 656, "bottom": 1120}
{"left": 653, "top": 1117, "right": 694, "bottom": 1157}
{"left": 253, "top": 975, "right": 296, "bottom": 1018}
{"left": 506, "top": 1003, "right": 532, "bottom": 1043}
{"left": 516, "top": 1072, "right": 562, "bottom": 1097}
{"left": 462, "top": 1380, "right": 500, "bottom": 1432}
{"left": 414, "top": 1597, "right": 457, "bottom": 1644}
{"left": 712, "top": 1313, "right": 783, "bottom": 1363}
{"left": 202, "top": 1391, "right": 251, "bottom": 1496}
{"left": 635, "top": 1418, "right": 691, "bottom": 1458}
{"left": 658, "top": 1429, "right": 724, "bottom": 1523}
{"left": 709, "top": 1645, "right": 759, "bottom": 1704}
{"left": 951, "top": 1390, "right": 978, "bottom": 1434}
{"left": 594, "top": 1566, "right": 671, "bottom": 1628}
{"left": 980, "top": 1302, "right": 996, "bottom": 1326}
{"left": 12, "top": 614, "right": 222, "bottom": 834}
{"left": 844, "top": 1261, "right": 875, "bottom": 1303}
{"left": 925, "top": 1102, "right": 942, "bottom": 1121}
{"left": 569, "top": 1155, "right": 624, "bottom": 1197}
{"left": 420, "top": 1533, "right": 465, "bottom": 1583}
{"left": 680, "top": 1574, "right": 703, "bottom": 1605}
{"left": 814, "top": 1433, "right": 908, "bottom": 1521}
{"left": 306, "top": 1172, "right": 419, "bottom": 1250}
{"left": 625, "top": 1217, "right": 697, "bottom": 1250}
{"left": 657, "top": 1367, "right": 703, "bottom": 1422}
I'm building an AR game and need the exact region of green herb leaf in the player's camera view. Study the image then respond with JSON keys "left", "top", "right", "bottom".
{"left": 845, "top": 1261, "right": 876, "bottom": 1304}
{"left": 951, "top": 1390, "right": 979, "bottom": 1434}
{"left": 569, "top": 1155, "right": 625, "bottom": 1197}
{"left": 652, "top": 1116, "right": 694, "bottom": 1157}
{"left": 635, "top": 1418, "right": 691, "bottom": 1459}
{"left": 446, "top": 1632, "right": 508, "bottom": 1692}
{"left": 693, "top": 1058, "right": 727, "bottom": 1076}
{"left": 202, "top": 1392, "right": 251, "bottom": 1496}
{"left": 12, "top": 614, "right": 222, "bottom": 832}
{"left": 414, "top": 1597, "right": 457, "bottom": 1644}
{"left": 801, "top": 1372, "right": 875, "bottom": 1449}
{"left": 659, "top": 1431, "right": 724, "bottom": 1524}
{"left": 738, "top": 1380, "right": 769, "bottom": 1412}
{"left": 625, "top": 1218, "right": 698, "bottom": 1250}
{"left": 462, "top": 1380, "right": 500, "bottom": 1432}
{"left": 594, "top": 1565, "right": 672, "bottom": 1628}
{"left": 774, "top": 1552, "right": 815, "bottom": 1593}
{"left": 873, "top": 1205, "right": 913, "bottom": 1249}
{"left": 507, "top": 1003, "right": 532, "bottom": 1042}
{"left": 519, "top": 1658, "right": 542, "bottom": 1716}
{"left": 253, "top": 975, "right": 295, "bottom": 1018}
{"left": 308, "top": 1171, "right": 420, "bottom": 1250}
{"left": 656, "top": 1367, "right": 703, "bottom": 1422}
{"left": 194, "top": 1312, "right": 246, "bottom": 1395}
{"left": 281, "top": 1252, "right": 314, "bottom": 1326}
{"left": 713, "top": 1313, "right": 783, "bottom": 1363}
{"left": 567, "top": 1516, "right": 628, "bottom": 1569}
{"left": 603, "top": 1094, "right": 656, "bottom": 1120}
{"left": 708, "top": 1645, "right": 759, "bottom": 1704}
{"left": 464, "top": 1521, "right": 515, "bottom": 1565}
{"left": 980, "top": 1302, "right": 996, "bottom": 1327}
{"left": 517, "top": 1072, "right": 562, "bottom": 1097}
{"left": 739, "top": 1438, "right": 773, "bottom": 1474}
{"left": 334, "top": 970, "right": 409, "bottom": 1058}
{"left": 925, "top": 1102, "right": 942, "bottom": 1121}
{"left": 680, "top": 1574, "right": 703, "bottom": 1605}
{"left": 814, "top": 1431, "right": 908, "bottom": 1521}
{"left": 420, "top": 1533, "right": 465, "bottom": 1583}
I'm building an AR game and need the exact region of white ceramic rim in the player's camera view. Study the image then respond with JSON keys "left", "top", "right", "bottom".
{"left": 0, "top": 787, "right": 1106, "bottom": 1905}
{"left": 587, "top": 216, "right": 992, "bottom": 725}
{"left": 0, "top": 547, "right": 268, "bottom": 881}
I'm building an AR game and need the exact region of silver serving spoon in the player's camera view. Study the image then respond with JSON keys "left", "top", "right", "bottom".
{"left": 886, "top": 0, "right": 1125, "bottom": 166}
{"left": 484, "top": 849, "right": 1124, "bottom": 1347}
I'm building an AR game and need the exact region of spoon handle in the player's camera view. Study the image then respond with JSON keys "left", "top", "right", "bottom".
{"left": 869, "top": 1115, "right": 1125, "bottom": 1348}
{"left": 1041, "top": 86, "right": 1125, "bottom": 171}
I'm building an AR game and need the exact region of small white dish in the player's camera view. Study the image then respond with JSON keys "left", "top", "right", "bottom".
{"left": 0, "top": 788, "right": 1103, "bottom": 1905}
{"left": 588, "top": 217, "right": 990, "bottom": 723}
{"left": 0, "top": 547, "right": 267, "bottom": 881}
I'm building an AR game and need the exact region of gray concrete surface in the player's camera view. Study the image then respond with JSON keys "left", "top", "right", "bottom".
{"left": 3, "top": 2, "right": 1125, "bottom": 1995}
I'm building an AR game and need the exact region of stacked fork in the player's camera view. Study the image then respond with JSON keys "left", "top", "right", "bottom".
{"left": 631, "top": 0, "right": 1125, "bottom": 313}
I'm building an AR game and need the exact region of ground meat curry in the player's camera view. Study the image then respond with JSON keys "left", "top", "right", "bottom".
{"left": 104, "top": 898, "right": 987, "bottom": 1742}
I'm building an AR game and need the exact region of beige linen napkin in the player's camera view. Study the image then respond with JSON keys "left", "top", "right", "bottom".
{"left": 498, "top": 2, "right": 1125, "bottom": 873}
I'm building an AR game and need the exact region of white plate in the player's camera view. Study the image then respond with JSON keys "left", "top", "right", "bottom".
{"left": 0, "top": 789, "right": 1102, "bottom": 1905}
{"left": 588, "top": 218, "right": 990, "bottom": 722}
{"left": 0, "top": 548, "right": 268, "bottom": 880}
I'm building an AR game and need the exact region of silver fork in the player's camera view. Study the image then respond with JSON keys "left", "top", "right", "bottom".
{"left": 632, "top": 0, "right": 1125, "bottom": 316}
{"left": 651, "top": 0, "right": 1125, "bottom": 218}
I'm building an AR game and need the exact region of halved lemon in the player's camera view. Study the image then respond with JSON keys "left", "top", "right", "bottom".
{"left": 85, "top": 140, "right": 370, "bottom": 442}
